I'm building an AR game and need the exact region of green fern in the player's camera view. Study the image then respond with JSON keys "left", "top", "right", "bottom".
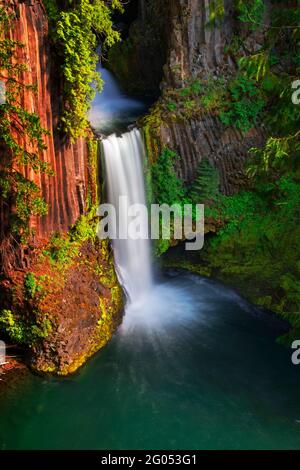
{"left": 189, "top": 159, "right": 220, "bottom": 204}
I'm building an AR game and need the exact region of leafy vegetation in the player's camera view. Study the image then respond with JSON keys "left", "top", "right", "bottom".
{"left": 190, "top": 159, "right": 220, "bottom": 204}
{"left": 235, "top": 0, "right": 265, "bottom": 29}
{"left": 220, "top": 75, "right": 265, "bottom": 132}
{"left": 0, "top": 309, "right": 51, "bottom": 346}
{"left": 151, "top": 147, "right": 185, "bottom": 206}
{"left": 202, "top": 175, "right": 300, "bottom": 341}
{"left": 41, "top": 208, "right": 98, "bottom": 268}
{"left": 24, "top": 273, "right": 38, "bottom": 300}
{"left": 233, "top": 1, "right": 300, "bottom": 173}
{"left": 201, "top": 2, "right": 300, "bottom": 340}
{"left": 208, "top": 0, "right": 265, "bottom": 29}
{"left": 44, "top": 0, "right": 123, "bottom": 140}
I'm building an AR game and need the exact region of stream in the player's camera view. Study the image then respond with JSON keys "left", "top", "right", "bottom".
{"left": 1, "top": 67, "right": 300, "bottom": 450}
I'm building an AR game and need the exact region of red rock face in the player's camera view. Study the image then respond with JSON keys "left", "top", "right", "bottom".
{"left": 0, "top": 2, "right": 125, "bottom": 375}
{"left": 3, "top": 0, "right": 90, "bottom": 239}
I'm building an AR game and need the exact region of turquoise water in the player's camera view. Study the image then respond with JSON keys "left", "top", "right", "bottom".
{"left": 1, "top": 270, "right": 300, "bottom": 450}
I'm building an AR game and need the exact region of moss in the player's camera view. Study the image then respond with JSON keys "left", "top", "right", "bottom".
{"left": 140, "top": 102, "right": 164, "bottom": 164}
{"left": 87, "top": 138, "right": 99, "bottom": 210}
{"left": 46, "top": 242, "right": 123, "bottom": 377}
{"left": 0, "top": 308, "right": 52, "bottom": 347}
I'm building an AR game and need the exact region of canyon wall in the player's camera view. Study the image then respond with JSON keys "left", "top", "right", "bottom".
{"left": 108, "top": 0, "right": 169, "bottom": 95}
{"left": 2, "top": 0, "right": 90, "bottom": 241}
{"left": 141, "top": 0, "right": 266, "bottom": 194}
{"left": 0, "top": 0, "right": 124, "bottom": 375}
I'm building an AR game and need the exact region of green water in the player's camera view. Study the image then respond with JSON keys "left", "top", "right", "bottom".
{"left": 1, "top": 270, "right": 300, "bottom": 450}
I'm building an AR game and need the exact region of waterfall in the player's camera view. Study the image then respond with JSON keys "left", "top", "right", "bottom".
{"left": 102, "top": 128, "right": 153, "bottom": 304}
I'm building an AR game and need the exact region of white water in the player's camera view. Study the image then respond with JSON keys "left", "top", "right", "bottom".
{"left": 89, "top": 66, "right": 144, "bottom": 133}
{"left": 102, "top": 129, "right": 153, "bottom": 304}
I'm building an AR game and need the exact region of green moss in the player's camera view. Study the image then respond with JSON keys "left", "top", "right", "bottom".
{"left": 0, "top": 309, "right": 52, "bottom": 347}
{"left": 155, "top": 239, "right": 172, "bottom": 257}
{"left": 87, "top": 138, "right": 99, "bottom": 209}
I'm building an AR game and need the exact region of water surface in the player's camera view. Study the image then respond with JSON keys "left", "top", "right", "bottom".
{"left": 1, "top": 270, "right": 300, "bottom": 450}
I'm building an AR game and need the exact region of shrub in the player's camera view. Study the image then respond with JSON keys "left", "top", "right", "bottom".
{"left": 151, "top": 147, "right": 185, "bottom": 206}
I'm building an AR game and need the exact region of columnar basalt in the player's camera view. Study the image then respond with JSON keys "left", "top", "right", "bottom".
{"left": 142, "top": 0, "right": 267, "bottom": 194}
{"left": 0, "top": 0, "right": 124, "bottom": 375}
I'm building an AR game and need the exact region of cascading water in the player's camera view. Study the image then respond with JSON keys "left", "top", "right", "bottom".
{"left": 101, "top": 129, "right": 153, "bottom": 304}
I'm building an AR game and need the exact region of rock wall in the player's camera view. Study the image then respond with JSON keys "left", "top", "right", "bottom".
{"left": 2, "top": 0, "right": 90, "bottom": 241}
{"left": 159, "top": 116, "right": 264, "bottom": 194}
{"left": 0, "top": 0, "right": 124, "bottom": 375}
{"left": 144, "top": 0, "right": 267, "bottom": 194}
{"left": 107, "top": 0, "right": 169, "bottom": 95}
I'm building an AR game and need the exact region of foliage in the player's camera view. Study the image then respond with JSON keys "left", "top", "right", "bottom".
{"left": 220, "top": 75, "right": 265, "bottom": 132}
{"left": 0, "top": 6, "right": 51, "bottom": 239}
{"left": 42, "top": 233, "right": 79, "bottom": 267}
{"left": 158, "top": 77, "right": 227, "bottom": 123}
{"left": 0, "top": 309, "right": 51, "bottom": 346}
{"left": 200, "top": 77, "right": 227, "bottom": 112}
{"left": 207, "top": 0, "right": 265, "bottom": 29}
{"left": 239, "top": 51, "right": 270, "bottom": 82}
{"left": 42, "top": 209, "right": 98, "bottom": 268}
{"left": 235, "top": 0, "right": 265, "bottom": 30}
{"left": 234, "top": 1, "right": 300, "bottom": 175}
{"left": 190, "top": 159, "right": 220, "bottom": 204}
{"left": 201, "top": 175, "right": 300, "bottom": 341}
{"left": 167, "top": 102, "right": 177, "bottom": 112}
{"left": 24, "top": 273, "right": 38, "bottom": 300}
{"left": 69, "top": 209, "right": 98, "bottom": 243}
{"left": 44, "top": 0, "right": 123, "bottom": 140}
{"left": 151, "top": 147, "right": 185, "bottom": 206}
{"left": 248, "top": 134, "right": 300, "bottom": 177}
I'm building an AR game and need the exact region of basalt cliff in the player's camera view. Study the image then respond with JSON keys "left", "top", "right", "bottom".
{"left": 0, "top": 0, "right": 123, "bottom": 375}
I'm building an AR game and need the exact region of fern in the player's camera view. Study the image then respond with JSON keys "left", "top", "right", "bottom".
{"left": 235, "top": 0, "right": 265, "bottom": 30}
{"left": 239, "top": 51, "right": 270, "bottom": 82}
{"left": 220, "top": 75, "right": 265, "bottom": 132}
{"left": 189, "top": 158, "right": 220, "bottom": 204}
{"left": 248, "top": 133, "right": 300, "bottom": 177}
